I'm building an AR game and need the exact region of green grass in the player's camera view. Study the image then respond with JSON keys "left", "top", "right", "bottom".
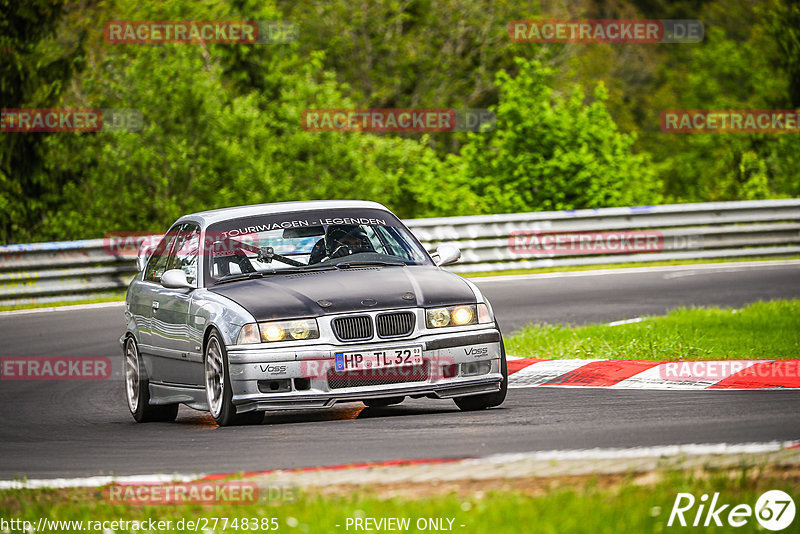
{"left": 0, "top": 468, "right": 794, "bottom": 533}
{"left": 0, "top": 292, "right": 126, "bottom": 312}
{"left": 461, "top": 255, "right": 800, "bottom": 278}
{"left": 506, "top": 300, "right": 800, "bottom": 361}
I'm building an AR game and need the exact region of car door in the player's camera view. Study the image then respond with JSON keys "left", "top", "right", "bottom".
{"left": 166, "top": 222, "right": 203, "bottom": 387}
{"left": 149, "top": 223, "right": 202, "bottom": 386}
{"left": 135, "top": 226, "right": 181, "bottom": 356}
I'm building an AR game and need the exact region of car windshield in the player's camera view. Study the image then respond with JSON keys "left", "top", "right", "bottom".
{"left": 204, "top": 208, "right": 432, "bottom": 285}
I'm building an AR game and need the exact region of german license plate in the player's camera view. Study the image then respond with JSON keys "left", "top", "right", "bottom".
{"left": 335, "top": 346, "right": 423, "bottom": 372}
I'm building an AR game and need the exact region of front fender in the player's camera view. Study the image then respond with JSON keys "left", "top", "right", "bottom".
{"left": 122, "top": 302, "right": 141, "bottom": 349}
{"left": 191, "top": 289, "right": 257, "bottom": 351}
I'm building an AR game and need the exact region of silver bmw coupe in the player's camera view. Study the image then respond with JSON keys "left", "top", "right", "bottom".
{"left": 122, "top": 201, "right": 507, "bottom": 426}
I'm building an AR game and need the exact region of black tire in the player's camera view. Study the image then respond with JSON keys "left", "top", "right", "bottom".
{"left": 205, "top": 329, "right": 263, "bottom": 426}
{"left": 124, "top": 336, "right": 179, "bottom": 423}
{"left": 454, "top": 335, "right": 508, "bottom": 412}
{"left": 363, "top": 396, "right": 404, "bottom": 408}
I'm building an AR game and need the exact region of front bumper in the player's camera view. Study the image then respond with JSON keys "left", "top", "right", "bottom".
{"left": 226, "top": 328, "right": 503, "bottom": 413}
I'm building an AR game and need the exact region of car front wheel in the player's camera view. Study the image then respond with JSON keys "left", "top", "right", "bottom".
{"left": 204, "top": 329, "right": 263, "bottom": 426}
{"left": 124, "top": 336, "right": 178, "bottom": 423}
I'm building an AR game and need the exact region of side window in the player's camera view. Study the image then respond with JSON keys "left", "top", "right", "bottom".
{"left": 168, "top": 224, "right": 200, "bottom": 285}
{"left": 144, "top": 226, "right": 181, "bottom": 283}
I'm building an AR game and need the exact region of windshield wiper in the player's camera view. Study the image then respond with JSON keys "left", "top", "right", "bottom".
{"left": 214, "top": 265, "right": 337, "bottom": 284}
{"left": 335, "top": 260, "right": 406, "bottom": 269}
{"left": 213, "top": 271, "right": 267, "bottom": 285}
{"left": 264, "top": 265, "right": 337, "bottom": 274}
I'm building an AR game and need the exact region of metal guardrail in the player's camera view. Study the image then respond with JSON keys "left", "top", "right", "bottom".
{"left": 407, "top": 199, "right": 800, "bottom": 273}
{"left": 1, "top": 199, "right": 798, "bottom": 304}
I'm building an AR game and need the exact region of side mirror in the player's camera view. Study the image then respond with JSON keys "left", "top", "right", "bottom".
{"left": 161, "top": 269, "right": 193, "bottom": 290}
{"left": 434, "top": 244, "right": 461, "bottom": 267}
{"left": 136, "top": 244, "right": 155, "bottom": 272}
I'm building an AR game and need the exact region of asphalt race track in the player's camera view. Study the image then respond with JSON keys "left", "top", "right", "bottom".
{"left": 475, "top": 261, "right": 800, "bottom": 329}
{"left": 1, "top": 261, "right": 798, "bottom": 479}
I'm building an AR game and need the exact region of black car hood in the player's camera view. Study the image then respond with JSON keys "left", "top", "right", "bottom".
{"left": 208, "top": 266, "right": 475, "bottom": 321}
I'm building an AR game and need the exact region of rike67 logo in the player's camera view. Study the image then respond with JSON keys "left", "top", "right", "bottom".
{"left": 668, "top": 490, "right": 795, "bottom": 531}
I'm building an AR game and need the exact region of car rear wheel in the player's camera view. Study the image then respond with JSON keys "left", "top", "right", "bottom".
{"left": 124, "top": 336, "right": 179, "bottom": 423}
{"left": 363, "top": 396, "right": 404, "bottom": 408}
{"left": 205, "top": 329, "right": 263, "bottom": 426}
{"left": 454, "top": 339, "right": 508, "bottom": 412}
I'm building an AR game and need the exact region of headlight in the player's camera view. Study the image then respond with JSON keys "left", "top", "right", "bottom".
{"left": 287, "top": 319, "right": 313, "bottom": 340}
{"left": 262, "top": 323, "right": 286, "bottom": 342}
{"left": 426, "top": 305, "right": 477, "bottom": 328}
{"left": 427, "top": 308, "right": 451, "bottom": 328}
{"left": 452, "top": 306, "right": 474, "bottom": 325}
{"left": 236, "top": 319, "right": 320, "bottom": 344}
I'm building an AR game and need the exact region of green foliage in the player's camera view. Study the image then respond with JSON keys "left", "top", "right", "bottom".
{"left": 0, "top": 0, "right": 85, "bottom": 243}
{"left": 2, "top": 0, "right": 798, "bottom": 244}
{"left": 766, "top": 0, "right": 800, "bottom": 107}
{"left": 32, "top": 0, "right": 469, "bottom": 238}
{"left": 646, "top": 2, "right": 799, "bottom": 202}
{"left": 2, "top": 468, "right": 798, "bottom": 534}
{"left": 276, "top": 0, "right": 538, "bottom": 109}
{"left": 458, "top": 58, "right": 660, "bottom": 213}
{"left": 273, "top": 0, "right": 543, "bottom": 155}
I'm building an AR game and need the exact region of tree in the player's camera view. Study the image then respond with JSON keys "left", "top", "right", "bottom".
{"left": 32, "top": 0, "right": 474, "bottom": 240}
{"left": 648, "top": 6, "right": 796, "bottom": 202}
{"left": 458, "top": 58, "right": 659, "bottom": 214}
{"left": 275, "top": 0, "right": 543, "bottom": 155}
{"left": 766, "top": 0, "right": 800, "bottom": 108}
{"left": 0, "top": 0, "right": 85, "bottom": 242}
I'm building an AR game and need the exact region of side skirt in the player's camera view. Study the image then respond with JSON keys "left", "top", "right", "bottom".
{"left": 149, "top": 382, "right": 208, "bottom": 411}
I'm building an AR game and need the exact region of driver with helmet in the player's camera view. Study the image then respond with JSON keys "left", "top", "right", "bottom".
{"left": 308, "top": 224, "right": 374, "bottom": 263}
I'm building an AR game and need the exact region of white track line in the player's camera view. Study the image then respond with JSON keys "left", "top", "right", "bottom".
{"left": 608, "top": 317, "right": 644, "bottom": 326}
{"left": 470, "top": 259, "right": 800, "bottom": 283}
{"left": 0, "top": 301, "right": 125, "bottom": 317}
{"left": 0, "top": 473, "right": 203, "bottom": 490}
{"left": 466, "top": 441, "right": 800, "bottom": 464}
{"left": 3, "top": 441, "right": 796, "bottom": 490}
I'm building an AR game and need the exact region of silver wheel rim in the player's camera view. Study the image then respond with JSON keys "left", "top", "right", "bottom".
{"left": 205, "top": 337, "right": 224, "bottom": 418}
{"left": 124, "top": 339, "right": 139, "bottom": 413}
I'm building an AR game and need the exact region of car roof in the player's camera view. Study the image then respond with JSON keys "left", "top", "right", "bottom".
{"left": 174, "top": 200, "right": 392, "bottom": 228}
